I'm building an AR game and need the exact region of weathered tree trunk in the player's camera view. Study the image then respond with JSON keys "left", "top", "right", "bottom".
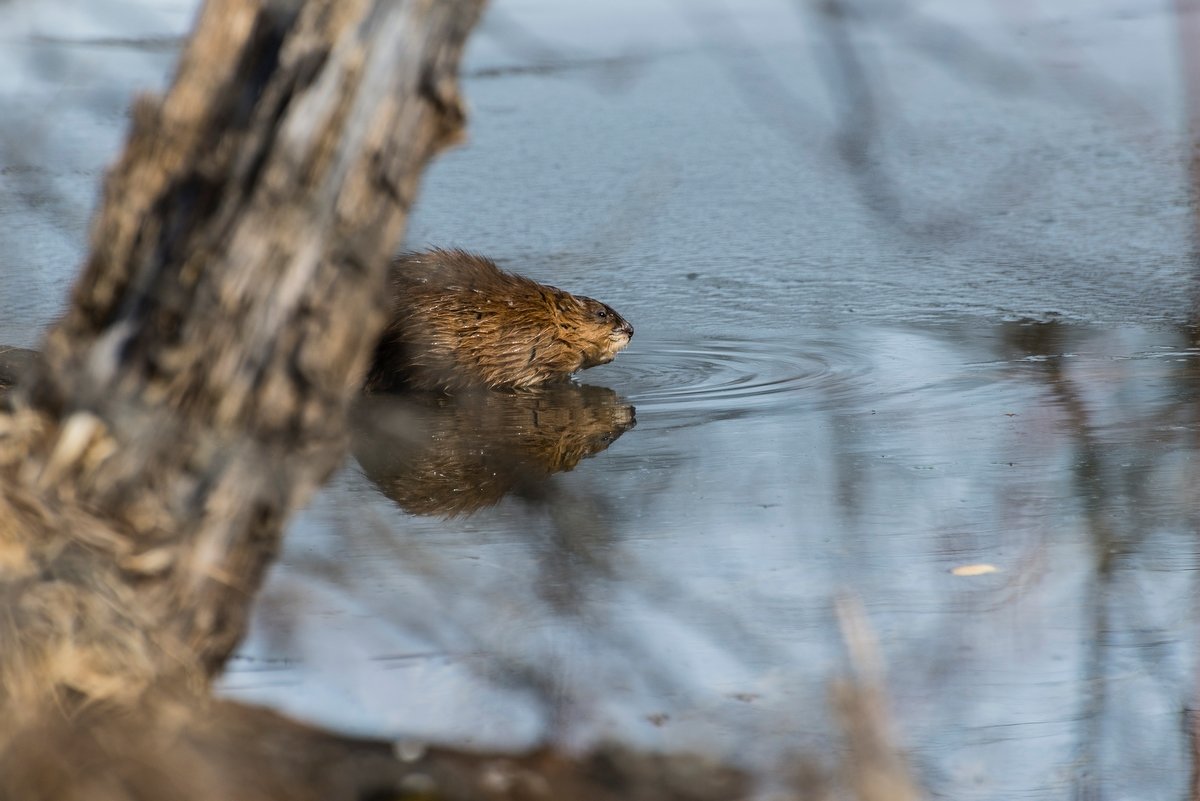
{"left": 1, "top": 0, "right": 482, "bottom": 714}
{"left": 0, "top": 0, "right": 492, "bottom": 791}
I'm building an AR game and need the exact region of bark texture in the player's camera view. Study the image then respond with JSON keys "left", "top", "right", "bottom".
{"left": 0, "top": 0, "right": 482, "bottom": 726}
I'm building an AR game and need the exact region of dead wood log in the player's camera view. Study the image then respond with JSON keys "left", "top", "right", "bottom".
{"left": 0, "top": 0, "right": 483, "bottom": 721}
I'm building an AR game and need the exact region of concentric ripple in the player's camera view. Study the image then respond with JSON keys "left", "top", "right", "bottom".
{"left": 592, "top": 336, "right": 876, "bottom": 416}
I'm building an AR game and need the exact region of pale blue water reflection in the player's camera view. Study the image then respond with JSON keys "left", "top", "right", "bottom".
{"left": 3, "top": 0, "right": 1200, "bottom": 797}
{"left": 227, "top": 323, "right": 1200, "bottom": 799}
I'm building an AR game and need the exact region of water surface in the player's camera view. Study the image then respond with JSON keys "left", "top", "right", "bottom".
{"left": 3, "top": 0, "right": 1200, "bottom": 798}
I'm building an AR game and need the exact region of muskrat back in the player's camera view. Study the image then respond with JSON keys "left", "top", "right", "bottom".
{"left": 367, "top": 249, "right": 633, "bottom": 392}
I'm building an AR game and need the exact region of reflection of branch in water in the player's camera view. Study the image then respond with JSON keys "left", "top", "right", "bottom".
{"left": 676, "top": 0, "right": 1019, "bottom": 241}
{"left": 807, "top": 0, "right": 901, "bottom": 222}
{"left": 472, "top": 6, "right": 648, "bottom": 92}
{"left": 1173, "top": 0, "right": 1200, "bottom": 311}
{"left": 997, "top": 322, "right": 1179, "bottom": 799}
{"left": 1175, "top": 325, "right": 1200, "bottom": 801}
{"left": 820, "top": 322, "right": 1200, "bottom": 795}
{"left": 674, "top": 0, "right": 817, "bottom": 140}
{"left": 1041, "top": 357, "right": 1111, "bottom": 801}
{"left": 683, "top": 0, "right": 1166, "bottom": 247}
{"left": 351, "top": 384, "right": 636, "bottom": 517}
{"left": 798, "top": 0, "right": 1053, "bottom": 241}
{"left": 27, "top": 34, "right": 185, "bottom": 51}
{"left": 834, "top": 596, "right": 924, "bottom": 801}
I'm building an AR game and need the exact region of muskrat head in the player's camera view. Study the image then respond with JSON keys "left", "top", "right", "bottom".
{"left": 571, "top": 296, "right": 634, "bottom": 369}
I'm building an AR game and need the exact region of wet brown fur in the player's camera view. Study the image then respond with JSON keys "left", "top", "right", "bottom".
{"left": 366, "top": 249, "right": 633, "bottom": 392}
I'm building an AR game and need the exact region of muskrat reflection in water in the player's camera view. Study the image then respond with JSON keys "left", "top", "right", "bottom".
{"left": 366, "top": 249, "right": 634, "bottom": 393}
{"left": 351, "top": 383, "right": 636, "bottom": 517}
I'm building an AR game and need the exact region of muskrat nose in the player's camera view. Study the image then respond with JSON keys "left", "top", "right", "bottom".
{"left": 617, "top": 320, "right": 634, "bottom": 338}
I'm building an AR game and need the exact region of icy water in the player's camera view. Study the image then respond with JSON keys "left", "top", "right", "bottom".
{"left": 4, "top": 0, "right": 1200, "bottom": 797}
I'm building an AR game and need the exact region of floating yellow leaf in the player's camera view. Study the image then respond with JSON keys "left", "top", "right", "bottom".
{"left": 951, "top": 563, "right": 998, "bottom": 576}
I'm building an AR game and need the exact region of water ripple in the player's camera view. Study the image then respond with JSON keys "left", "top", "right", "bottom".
{"left": 595, "top": 336, "right": 875, "bottom": 415}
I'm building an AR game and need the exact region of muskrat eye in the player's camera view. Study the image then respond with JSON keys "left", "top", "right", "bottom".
{"left": 594, "top": 309, "right": 608, "bottom": 320}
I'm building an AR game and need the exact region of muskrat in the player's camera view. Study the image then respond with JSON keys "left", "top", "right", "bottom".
{"left": 366, "top": 249, "right": 634, "bottom": 392}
